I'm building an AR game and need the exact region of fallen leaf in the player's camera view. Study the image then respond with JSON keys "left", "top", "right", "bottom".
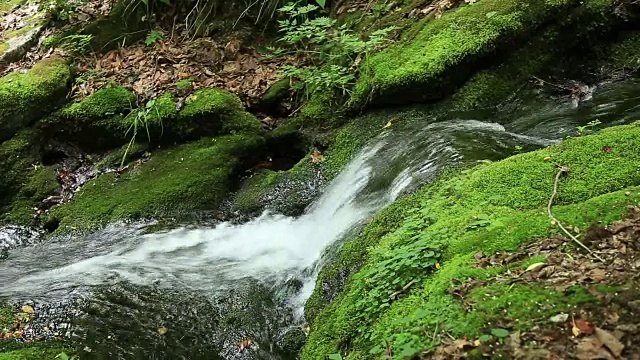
{"left": 595, "top": 327, "right": 624, "bottom": 357}
{"left": 589, "top": 268, "right": 606, "bottom": 281}
{"left": 238, "top": 338, "right": 253, "bottom": 352}
{"left": 382, "top": 121, "right": 393, "bottom": 129}
{"left": 544, "top": 156, "right": 552, "bottom": 161}
{"left": 157, "top": 326, "right": 168, "bottom": 335}
{"left": 573, "top": 324, "right": 582, "bottom": 337}
{"left": 602, "top": 145, "right": 612, "bottom": 153}
{"left": 574, "top": 319, "right": 595, "bottom": 335}
{"left": 21, "top": 305, "right": 34, "bottom": 314}
{"left": 310, "top": 150, "right": 324, "bottom": 163}
{"left": 525, "top": 262, "right": 546, "bottom": 272}
{"left": 576, "top": 337, "right": 612, "bottom": 360}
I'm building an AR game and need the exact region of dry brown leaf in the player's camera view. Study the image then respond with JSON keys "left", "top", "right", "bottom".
{"left": 595, "top": 327, "right": 624, "bottom": 357}
{"left": 575, "top": 319, "right": 595, "bottom": 335}
{"left": 577, "top": 337, "right": 614, "bottom": 360}
{"left": 310, "top": 150, "right": 324, "bottom": 164}
{"left": 157, "top": 326, "right": 168, "bottom": 335}
{"left": 238, "top": 338, "right": 253, "bottom": 352}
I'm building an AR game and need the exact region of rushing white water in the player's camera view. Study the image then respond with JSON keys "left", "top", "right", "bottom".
{"left": 0, "top": 119, "right": 557, "bottom": 307}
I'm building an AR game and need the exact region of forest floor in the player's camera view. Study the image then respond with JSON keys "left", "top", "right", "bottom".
{"left": 427, "top": 207, "right": 640, "bottom": 359}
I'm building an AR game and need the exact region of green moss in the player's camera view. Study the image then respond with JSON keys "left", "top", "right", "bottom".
{"left": 121, "top": 91, "right": 178, "bottom": 143}
{"left": 0, "top": 131, "right": 59, "bottom": 226}
{"left": 60, "top": 86, "right": 134, "bottom": 121}
{"left": 0, "top": 307, "right": 12, "bottom": 330}
{"left": 302, "top": 124, "right": 640, "bottom": 359}
{"left": 82, "top": 1, "right": 146, "bottom": 52}
{"left": 260, "top": 78, "right": 291, "bottom": 109}
{"left": 175, "top": 79, "right": 193, "bottom": 91}
{"left": 176, "top": 88, "right": 263, "bottom": 138}
{"left": 0, "top": 58, "right": 72, "bottom": 142}
{"left": 37, "top": 86, "right": 134, "bottom": 150}
{"left": 349, "top": 0, "right": 576, "bottom": 108}
{"left": 0, "top": 0, "right": 26, "bottom": 14}
{"left": 49, "top": 134, "right": 266, "bottom": 233}
{"left": 0, "top": 344, "right": 71, "bottom": 360}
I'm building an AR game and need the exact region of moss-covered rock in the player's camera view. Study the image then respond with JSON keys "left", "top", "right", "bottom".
{"left": 349, "top": 0, "right": 577, "bottom": 109}
{"left": 0, "top": 58, "right": 72, "bottom": 142}
{"left": 175, "top": 88, "right": 263, "bottom": 138}
{"left": 302, "top": 124, "right": 640, "bottom": 359}
{"left": 81, "top": 0, "right": 147, "bottom": 52}
{"left": 0, "top": 131, "right": 59, "bottom": 226}
{"left": 48, "top": 134, "right": 266, "bottom": 233}
{"left": 259, "top": 78, "right": 292, "bottom": 113}
{"left": 231, "top": 108, "right": 391, "bottom": 215}
{"left": 37, "top": 86, "right": 135, "bottom": 151}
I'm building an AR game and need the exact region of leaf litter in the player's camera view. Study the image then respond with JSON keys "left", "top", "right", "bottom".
{"left": 429, "top": 205, "right": 640, "bottom": 359}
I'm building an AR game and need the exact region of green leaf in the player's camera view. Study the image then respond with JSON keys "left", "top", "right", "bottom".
{"left": 478, "top": 334, "right": 493, "bottom": 343}
{"left": 491, "top": 328, "right": 510, "bottom": 338}
{"left": 316, "top": 0, "right": 326, "bottom": 8}
{"left": 486, "top": 11, "right": 498, "bottom": 18}
{"left": 328, "top": 354, "right": 343, "bottom": 360}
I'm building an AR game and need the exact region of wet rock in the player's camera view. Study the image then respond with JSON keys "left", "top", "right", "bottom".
{"left": 276, "top": 327, "right": 307, "bottom": 357}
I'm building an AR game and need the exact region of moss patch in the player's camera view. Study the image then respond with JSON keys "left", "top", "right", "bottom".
{"left": 48, "top": 134, "right": 266, "bottom": 233}
{"left": 349, "top": 0, "right": 577, "bottom": 109}
{"left": 302, "top": 124, "right": 640, "bottom": 359}
{"left": 0, "top": 58, "right": 72, "bottom": 142}
{"left": 176, "top": 88, "right": 263, "bottom": 138}
{"left": 0, "top": 131, "right": 59, "bottom": 226}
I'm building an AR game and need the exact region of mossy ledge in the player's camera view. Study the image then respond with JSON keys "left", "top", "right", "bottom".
{"left": 302, "top": 124, "right": 640, "bottom": 359}
{"left": 0, "top": 57, "right": 72, "bottom": 142}
{"left": 348, "top": 0, "right": 578, "bottom": 109}
{"left": 47, "top": 134, "right": 266, "bottom": 234}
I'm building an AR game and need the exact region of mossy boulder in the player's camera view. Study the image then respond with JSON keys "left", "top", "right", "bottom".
{"left": 37, "top": 86, "right": 135, "bottom": 151}
{"left": 0, "top": 58, "right": 72, "bottom": 142}
{"left": 81, "top": 0, "right": 147, "bottom": 52}
{"left": 48, "top": 134, "right": 266, "bottom": 233}
{"left": 175, "top": 88, "right": 263, "bottom": 138}
{"left": 349, "top": 0, "right": 577, "bottom": 109}
{"left": 302, "top": 124, "right": 640, "bottom": 359}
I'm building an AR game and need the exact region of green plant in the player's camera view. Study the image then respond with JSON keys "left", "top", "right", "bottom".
{"left": 52, "top": 0, "right": 85, "bottom": 21}
{"left": 56, "top": 352, "right": 78, "bottom": 360}
{"left": 327, "top": 354, "right": 342, "bottom": 360}
{"left": 271, "top": 2, "right": 395, "bottom": 101}
{"left": 60, "top": 34, "right": 94, "bottom": 54}
{"left": 120, "top": 98, "right": 161, "bottom": 169}
{"left": 576, "top": 119, "right": 602, "bottom": 136}
{"left": 176, "top": 78, "right": 193, "bottom": 90}
{"left": 145, "top": 30, "right": 164, "bottom": 45}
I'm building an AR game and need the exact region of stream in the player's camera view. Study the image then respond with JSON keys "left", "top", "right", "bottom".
{"left": 1, "top": 79, "right": 640, "bottom": 359}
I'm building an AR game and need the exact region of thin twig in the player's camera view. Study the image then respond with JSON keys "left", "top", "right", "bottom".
{"left": 548, "top": 166, "right": 606, "bottom": 262}
{"left": 531, "top": 75, "right": 573, "bottom": 92}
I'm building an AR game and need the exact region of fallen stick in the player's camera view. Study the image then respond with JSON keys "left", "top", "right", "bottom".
{"left": 548, "top": 166, "right": 606, "bottom": 263}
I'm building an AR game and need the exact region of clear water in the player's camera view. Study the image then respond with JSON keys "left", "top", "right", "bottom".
{"left": 1, "top": 79, "right": 639, "bottom": 359}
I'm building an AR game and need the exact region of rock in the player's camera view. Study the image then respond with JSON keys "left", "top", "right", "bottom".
{"left": 0, "top": 2, "right": 50, "bottom": 65}
{"left": 549, "top": 313, "right": 569, "bottom": 323}
{"left": 276, "top": 327, "right": 307, "bottom": 357}
{"left": 0, "top": 58, "right": 72, "bottom": 142}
